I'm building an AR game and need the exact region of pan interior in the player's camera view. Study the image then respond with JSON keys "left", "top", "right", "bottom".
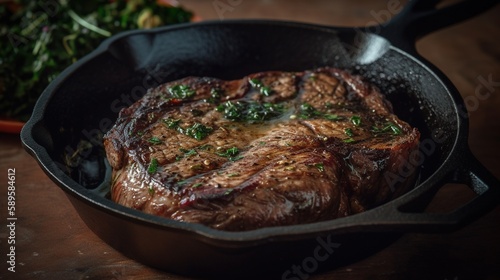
{"left": 33, "top": 22, "right": 459, "bottom": 210}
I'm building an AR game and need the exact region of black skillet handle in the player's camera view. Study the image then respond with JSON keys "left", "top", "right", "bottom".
{"left": 374, "top": 0, "right": 498, "bottom": 52}
{"left": 377, "top": 150, "right": 500, "bottom": 232}
{"left": 349, "top": 0, "right": 500, "bottom": 232}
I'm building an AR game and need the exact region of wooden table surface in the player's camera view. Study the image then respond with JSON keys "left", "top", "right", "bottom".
{"left": 1, "top": 1, "right": 499, "bottom": 279}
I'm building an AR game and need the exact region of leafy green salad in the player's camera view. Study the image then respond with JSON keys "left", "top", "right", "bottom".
{"left": 0, "top": 0, "right": 193, "bottom": 121}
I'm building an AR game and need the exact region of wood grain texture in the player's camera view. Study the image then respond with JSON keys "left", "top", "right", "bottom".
{"left": 1, "top": 0, "right": 499, "bottom": 279}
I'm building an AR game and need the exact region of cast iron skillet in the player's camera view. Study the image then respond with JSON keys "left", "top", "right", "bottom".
{"left": 21, "top": 0, "right": 500, "bottom": 277}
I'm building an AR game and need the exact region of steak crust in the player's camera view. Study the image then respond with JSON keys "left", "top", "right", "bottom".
{"left": 104, "top": 68, "right": 420, "bottom": 231}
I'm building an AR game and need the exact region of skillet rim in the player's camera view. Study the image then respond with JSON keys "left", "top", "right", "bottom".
{"left": 20, "top": 19, "right": 468, "bottom": 246}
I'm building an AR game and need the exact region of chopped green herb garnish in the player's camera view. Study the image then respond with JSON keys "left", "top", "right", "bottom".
{"left": 147, "top": 158, "right": 159, "bottom": 174}
{"left": 216, "top": 100, "right": 285, "bottom": 122}
{"left": 192, "top": 183, "right": 203, "bottom": 188}
{"left": 230, "top": 155, "right": 244, "bottom": 161}
{"left": 315, "top": 163, "right": 325, "bottom": 172}
{"left": 168, "top": 84, "right": 195, "bottom": 99}
{"left": 216, "top": 147, "right": 239, "bottom": 157}
{"left": 307, "top": 162, "right": 325, "bottom": 172}
{"left": 351, "top": 116, "right": 361, "bottom": 126}
{"left": 388, "top": 123, "right": 402, "bottom": 135}
{"left": 249, "top": 78, "right": 263, "bottom": 88}
{"left": 261, "top": 86, "right": 272, "bottom": 96}
{"left": 148, "top": 137, "right": 162, "bottom": 145}
{"left": 211, "top": 88, "right": 222, "bottom": 98}
{"left": 249, "top": 78, "right": 273, "bottom": 96}
{"left": 343, "top": 138, "right": 355, "bottom": 143}
{"left": 206, "top": 88, "right": 223, "bottom": 104}
{"left": 184, "top": 123, "right": 213, "bottom": 140}
{"left": 164, "top": 119, "right": 213, "bottom": 140}
{"left": 227, "top": 173, "right": 240, "bottom": 177}
{"left": 163, "top": 118, "right": 181, "bottom": 129}
{"left": 148, "top": 186, "right": 155, "bottom": 196}
{"left": 179, "top": 148, "right": 197, "bottom": 157}
{"left": 371, "top": 122, "right": 402, "bottom": 135}
{"left": 344, "top": 128, "right": 354, "bottom": 137}
{"left": 224, "top": 189, "right": 234, "bottom": 195}
{"left": 299, "top": 103, "right": 322, "bottom": 119}
{"left": 299, "top": 103, "right": 343, "bottom": 121}
{"left": 216, "top": 147, "right": 243, "bottom": 161}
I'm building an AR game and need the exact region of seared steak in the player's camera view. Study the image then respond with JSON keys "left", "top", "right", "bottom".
{"left": 104, "top": 68, "right": 420, "bottom": 231}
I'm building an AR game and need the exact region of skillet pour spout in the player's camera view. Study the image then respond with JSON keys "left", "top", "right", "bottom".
{"left": 20, "top": 0, "right": 500, "bottom": 276}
